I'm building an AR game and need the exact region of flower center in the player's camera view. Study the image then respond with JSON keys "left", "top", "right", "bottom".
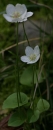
{"left": 29, "top": 54, "right": 36, "bottom": 61}
{"left": 12, "top": 12, "right": 21, "bottom": 18}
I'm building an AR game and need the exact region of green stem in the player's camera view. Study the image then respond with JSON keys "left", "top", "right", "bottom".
{"left": 30, "top": 65, "right": 34, "bottom": 109}
{"left": 32, "top": 65, "right": 35, "bottom": 110}
{"left": 23, "top": 22, "right": 30, "bottom": 46}
{"left": 16, "top": 22, "right": 21, "bottom": 107}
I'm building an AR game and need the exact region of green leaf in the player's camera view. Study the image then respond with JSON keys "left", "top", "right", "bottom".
{"left": 20, "top": 66, "right": 32, "bottom": 86}
{"left": 20, "top": 66, "right": 45, "bottom": 86}
{"left": 3, "top": 92, "right": 29, "bottom": 109}
{"left": 37, "top": 98, "right": 50, "bottom": 113}
{"left": 27, "top": 109, "right": 40, "bottom": 123}
{"left": 8, "top": 109, "right": 26, "bottom": 127}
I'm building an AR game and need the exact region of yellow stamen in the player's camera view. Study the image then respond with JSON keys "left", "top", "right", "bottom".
{"left": 29, "top": 54, "right": 36, "bottom": 61}
{"left": 12, "top": 12, "right": 21, "bottom": 18}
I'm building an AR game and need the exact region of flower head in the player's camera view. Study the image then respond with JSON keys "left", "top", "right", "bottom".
{"left": 21, "top": 45, "right": 40, "bottom": 64}
{"left": 3, "top": 4, "right": 33, "bottom": 23}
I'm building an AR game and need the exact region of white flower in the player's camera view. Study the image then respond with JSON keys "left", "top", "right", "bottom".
{"left": 3, "top": 4, "right": 33, "bottom": 23}
{"left": 21, "top": 45, "right": 40, "bottom": 64}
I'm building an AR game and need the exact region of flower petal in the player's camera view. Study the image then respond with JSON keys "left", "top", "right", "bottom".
{"left": 12, "top": 18, "right": 19, "bottom": 23}
{"left": 23, "top": 18, "right": 27, "bottom": 22}
{"left": 6, "top": 4, "right": 15, "bottom": 16}
{"left": 17, "top": 10, "right": 27, "bottom": 22}
{"left": 16, "top": 4, "right": 27, "bottom": 14}
{"left": 27, "top": 61, "right": 35, "bottom": 64}
{"left": 25, "top": 46, "right": 34, "bottom": 56}
{"left": 34, "top": 45, "right": 40, "bottom": 56}
{"left": 15, "top": 4, "right": 27, "bottom": 21}
{"left": 34, "top": 54, "right": 40, "bottom": 62}
{"left": 3, "top": 14, "right": 14, "bottom": 22}
{"left": 20, "top": 11, "right": 27, "bottom": 20}
{"left": 21, "top": 56, "right": 30, "bottom": 63}
{"left": 25, "top": 12, "right": 33, "bottom": 18}
{"left": 18, "top": 18, "right": 27, "bottom": 22}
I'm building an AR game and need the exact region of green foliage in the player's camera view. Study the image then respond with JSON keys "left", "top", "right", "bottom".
{"left": 8, "top": 109, "right": 26, "bottom": 127}
{"left": 20, "top": 66, "right": 45, "bottom": 86}
{"left": 27, "top": 109, "right": 40, "bottom": 123}
{"left": 3, "top": 92, "right": 29, "bottom": 109}
{"left": 37, "top": 99, "right": 50, "bottom": 113}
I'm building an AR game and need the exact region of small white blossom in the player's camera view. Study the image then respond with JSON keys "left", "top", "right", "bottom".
{"left": 3, "top": 4, "right": 33, "bottom": 23}
{"left": 21, "top": 45, "right": 40, "bottom": 64}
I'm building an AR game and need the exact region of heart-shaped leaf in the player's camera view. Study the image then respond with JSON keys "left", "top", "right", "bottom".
{"left": 8, "top": 109, "right": 26, "bottom": 127}
{"left": 37, "top": 98, "right": 50, "bottom": 113}
{"left": 3, "top": 92, "right": 29, "bottom": 109}
{"left": 27, "top": 109, "right": 40, "bottom": 123}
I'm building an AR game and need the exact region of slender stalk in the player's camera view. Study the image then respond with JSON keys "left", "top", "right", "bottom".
{"left": 16, "top": 22, "right": 21, "bottom": 107}
{"left": 32, "top": 65, "right": 35, "bottom": 110}
{"left": 23, "top": 22, "right": 30, "bottom": 46}
{"left": 30, "top": 65, "right": 34, "bottom": 109}
{"left": 16, "top": 22, "right": 19, "bottom": 106}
